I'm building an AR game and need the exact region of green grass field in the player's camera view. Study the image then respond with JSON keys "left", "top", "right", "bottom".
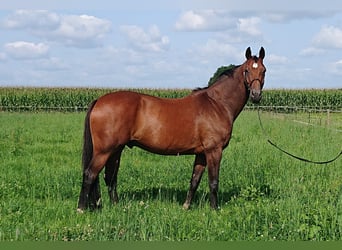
{"left": 0, "top": 110, "right": 341, "bottom": 241}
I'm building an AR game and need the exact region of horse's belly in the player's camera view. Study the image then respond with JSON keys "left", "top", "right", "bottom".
{"left": 130, "top": 129, "right": 202, "bottom": 155}
{"left": 129, "top": 140, "right": 199, "bottom": 155}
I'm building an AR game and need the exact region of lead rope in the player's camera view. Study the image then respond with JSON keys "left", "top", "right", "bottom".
{"left": 257, "top": 107, "right": 342, "bottom": 164}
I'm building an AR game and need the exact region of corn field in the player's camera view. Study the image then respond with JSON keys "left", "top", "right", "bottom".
{"left": 0, "top": 87, "right": 341, "bottom": 112}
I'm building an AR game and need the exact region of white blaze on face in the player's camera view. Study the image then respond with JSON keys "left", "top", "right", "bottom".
{"left": 252, "top": 62, "right": 258, "bottom": 69}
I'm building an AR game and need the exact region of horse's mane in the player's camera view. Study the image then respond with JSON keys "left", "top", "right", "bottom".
{"left": 193, "top": 64, "right": 240, "bottom": 92}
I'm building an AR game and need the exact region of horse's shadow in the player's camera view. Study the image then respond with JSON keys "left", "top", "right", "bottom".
{"left": 117, "top": 184, "right": 267, "bottom": 207}
{"left": 121, "top": 187, "right": 188, "bottom": 205}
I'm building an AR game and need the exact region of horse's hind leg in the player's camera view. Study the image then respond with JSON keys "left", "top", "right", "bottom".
{"left": 78, "top": 153, "right": 110, "bottom": 212}
{"left": 183, "top": 154, "right": 206, "bottom": 210}
{"left": 104, "top": 147, "right": 123, "bottom": 205}
{"left": 88, "top": 176, "right": 102, "bottom": 210}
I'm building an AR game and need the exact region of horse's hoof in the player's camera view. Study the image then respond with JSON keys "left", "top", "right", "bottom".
{"left": 77, "top": 208, "right": 85, "bottom": 214}
{"left": 182, "top": 203, "right": 190, "bottom": 210}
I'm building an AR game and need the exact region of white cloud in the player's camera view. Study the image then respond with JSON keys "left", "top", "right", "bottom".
{"left": 199, "top": 39, "right": 239, "bottom": 57}
{"left": 1, "top": 1, "right": 342, "bottom": 12}
{"left": 175, "top": 10, "right": 206, "bottom": 31}
{"left": 175, "top": 10, "right": 330, "bottom": 33}
{"left": 190, "top": 39, "right": 241, "bottom": 65}
{"left": 2, "top": 10, "right": 112, "bottom": 48}
{"left": 51, "top": 14, "right": 111, "bottom": 47}
{"left": 120, "top": 25, "right": 169, "bottom": 52}
{"left": 267, "top": 54, "right": 289, "bottom": 64}
{"left": 312, "top": 25, "right": 342, "bottom": 49}
{"left": 299, "top": 47, "right": 325, "bottom": 56}
{"left": 2, "top": 9, "right": 60, "bottom": 30}
{"left": 238, "top": 17, "right": 262, "bottom": 36}
{"left": 174, "top": 10, "right": 235, "bottom": 31}
{"left": 299, "top": 25, "right": 342, "bottom": 59}
{"left": 4, "top": 41, "right": 49, "bottom": 59}
{"left": 264, "top": 11, "right": 337, "bottom": 23}
{"left": 330, "top": 59, "right": 342, "bottom": 75}
{"left": 36, "top": 57, "right": 68, "bottom": 71}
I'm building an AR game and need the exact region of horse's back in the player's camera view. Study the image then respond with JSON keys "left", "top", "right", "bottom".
{"left": 96, "top": 90, "right": 141, "bottom": 106}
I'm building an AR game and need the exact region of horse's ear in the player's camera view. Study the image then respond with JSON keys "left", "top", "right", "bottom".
{"left": 245, "top": 47, "right": 252, "bottom": 59}
{"left": 259, "top": 47, "right": 265, "bottom": 60}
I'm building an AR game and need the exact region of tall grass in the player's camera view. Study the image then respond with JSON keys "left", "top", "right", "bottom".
{"left": 0, "top": 111, "right": 341, "bottom": 241}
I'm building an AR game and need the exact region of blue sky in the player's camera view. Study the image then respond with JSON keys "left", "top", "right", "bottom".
{"left": 0, "top": 1, "right": 342, "bottom": 89}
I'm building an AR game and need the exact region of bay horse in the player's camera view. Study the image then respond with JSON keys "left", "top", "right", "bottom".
{"left": 77, "top": 47, "right": 266, "bottom": 212}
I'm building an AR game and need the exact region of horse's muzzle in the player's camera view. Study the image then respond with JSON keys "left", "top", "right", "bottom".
{"left": 250, "top": 89, "right": 262, "bottom": 103}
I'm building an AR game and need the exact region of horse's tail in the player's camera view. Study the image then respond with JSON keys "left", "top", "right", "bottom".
{"left": 82, "top": 100, "right": 97, "bottom": 171}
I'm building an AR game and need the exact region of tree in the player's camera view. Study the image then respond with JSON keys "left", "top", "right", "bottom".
{"left": 207, "top": 64, "right": 236, "bottom": 86}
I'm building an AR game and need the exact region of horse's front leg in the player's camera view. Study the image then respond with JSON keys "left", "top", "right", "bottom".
{"left": 205, "top": 148, "right": 223, "bottom": 209}
{"left": 183, "top": 154, "right": 206, "bottom": 210}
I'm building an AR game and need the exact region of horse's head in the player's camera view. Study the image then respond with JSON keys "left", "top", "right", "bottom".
{"left": 243, "top": 47, "right": 266, "bottom": 103}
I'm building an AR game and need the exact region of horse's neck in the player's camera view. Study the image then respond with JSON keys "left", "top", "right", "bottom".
{"left": 206, "top": 67, "right": 248, "bottom": 119}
